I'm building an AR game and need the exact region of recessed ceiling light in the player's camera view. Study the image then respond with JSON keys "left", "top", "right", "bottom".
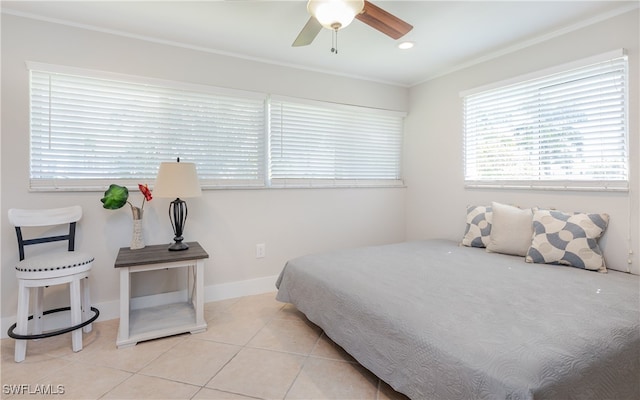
{"left": 398, "top": 41, "right": 414, "bottom": 50}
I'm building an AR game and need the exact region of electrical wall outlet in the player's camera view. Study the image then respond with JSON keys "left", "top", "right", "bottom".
{"left": 256, "top": 243, "right": 266, "bottom": 259}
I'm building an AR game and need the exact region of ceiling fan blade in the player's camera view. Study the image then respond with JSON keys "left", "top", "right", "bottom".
{"left": 292, "top": 17, "right": 323, "bottom": 47}
{"left": 355, "top": 0, "right": 413, "bottom": 40}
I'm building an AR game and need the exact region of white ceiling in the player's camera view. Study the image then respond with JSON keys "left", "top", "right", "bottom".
{"left": 3, "top": 1, "right": 637, "bottom": 87}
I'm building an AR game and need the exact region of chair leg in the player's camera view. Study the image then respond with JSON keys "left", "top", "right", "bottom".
{"left": 33, "top": 287, "right": 44, "bottom": 336}
{"left": 14, "top": 281, "right": 30, "bottom": 363}
{"left": 81, "top": 277, "right": 92, "bottom": 333}
{"left": 69, "top": 278, "right": 83, "bottom": 353}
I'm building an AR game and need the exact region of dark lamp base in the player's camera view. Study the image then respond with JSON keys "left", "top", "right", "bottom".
{"left": 167, "top": 198, "right": 189, "bottom": 251}
{"left": 168, "top": 241, "right": 189, "bottom": 251}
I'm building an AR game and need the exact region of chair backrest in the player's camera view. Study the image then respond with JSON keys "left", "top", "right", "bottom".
{"left": 8, "top": 206, "right": 83, "bottom": 261}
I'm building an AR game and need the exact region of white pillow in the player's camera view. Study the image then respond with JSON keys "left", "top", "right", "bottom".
{"left": 486, "top": 202, "right": 534, "bottom": 257}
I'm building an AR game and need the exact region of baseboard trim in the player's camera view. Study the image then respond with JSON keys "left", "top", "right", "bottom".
{"left": 1, "top": 275, "right": 279, "bottom": 339}
{"left": 204, "top": 275, "right": 278, "bottom": 302}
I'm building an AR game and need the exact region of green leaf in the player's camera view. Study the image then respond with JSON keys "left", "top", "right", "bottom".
{"left": 101, "top": 184, "right": 129, "bottom": 209}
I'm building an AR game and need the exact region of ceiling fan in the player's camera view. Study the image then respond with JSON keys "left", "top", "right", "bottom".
{"left": 292, "top": 0, "right": 413, "bottom": 48}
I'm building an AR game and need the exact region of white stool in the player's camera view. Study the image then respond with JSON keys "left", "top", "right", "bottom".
{"left": 7, "top": 206, "right": 99, "bottom": 363}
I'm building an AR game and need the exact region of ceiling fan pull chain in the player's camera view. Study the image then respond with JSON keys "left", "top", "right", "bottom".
{"left": 331, "top": 28, "right": 338, "bottom": 54}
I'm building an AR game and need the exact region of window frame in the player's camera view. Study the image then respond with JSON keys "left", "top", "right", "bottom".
{"left": 461, "top": 49, "right": 629, "bottom": 192}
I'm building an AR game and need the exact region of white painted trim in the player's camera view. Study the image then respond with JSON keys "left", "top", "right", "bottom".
{"left": 0, "top": 275, "right": 279, "bottom": 339}
{"left": 4, "top": 8, "right": 404, "bottom": 87}
{"left": 4, "top": 2, "right": 638, "bottom": 88}
{"left": 412, "top": 3, "right": 639, "bottom": 86}
{"left": 204, "top": 275, "right": 278, "bottom": 303}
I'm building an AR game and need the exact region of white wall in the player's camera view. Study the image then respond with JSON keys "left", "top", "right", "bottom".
{"left": 1, "top": 14, "right": 408, "bottom": 326}
{"left": 4, "top": 8, "right": 637, "bottom": 333}
{"left": 405, "top": 9, "right": 639, "bottom": 275}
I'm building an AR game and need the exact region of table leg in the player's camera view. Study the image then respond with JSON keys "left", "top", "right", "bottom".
{"left": 195, "top": 259, "right": 205, "bottom": 327}
{"left": 118, "top": 267, "right": 131, "bottom": 346}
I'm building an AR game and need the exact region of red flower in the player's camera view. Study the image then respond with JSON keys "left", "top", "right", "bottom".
{"left": 139, "top": 184, "right": 153, "bottom": 202}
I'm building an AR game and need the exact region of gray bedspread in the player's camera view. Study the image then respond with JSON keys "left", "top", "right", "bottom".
{"left": 275, "top": 239, "right": 640, "bottom": 400}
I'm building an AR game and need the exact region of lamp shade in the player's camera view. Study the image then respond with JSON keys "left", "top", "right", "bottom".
{"left": 307, "top": 0, "right": 364, "bottom": 30}
{"left": 153, "top": 160, "right": 202, "bottom": 199}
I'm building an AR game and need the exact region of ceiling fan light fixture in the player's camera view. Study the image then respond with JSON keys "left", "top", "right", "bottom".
{"left": 307, "top": 0, "right": 365, "bottom": 30}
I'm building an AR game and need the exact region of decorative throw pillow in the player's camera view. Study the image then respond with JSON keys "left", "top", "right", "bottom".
{"left": 526, "top": 209, "right": 609, "bottom": 272}
{"left": 461, "top": 205, "right": 492, "bottom": 248}
{"left": 486, "top": 202, "right": 534, "bottom": 257}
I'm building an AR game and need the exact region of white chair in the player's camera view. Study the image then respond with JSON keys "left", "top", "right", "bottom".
{"left": 7, "top": 206, "right": 99, "bottom": 362}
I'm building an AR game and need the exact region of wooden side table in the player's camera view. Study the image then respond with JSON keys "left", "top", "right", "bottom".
{"left": 114, "top": 241, "right": 209, "bottom": 348}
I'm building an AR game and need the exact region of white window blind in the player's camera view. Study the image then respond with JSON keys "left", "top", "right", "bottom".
{"left": 269, "top": 97, "right": 404, "bottom": 187}
{"left": 29, "top": 64, "right": 266, "bottom": 190}
{"left": 463, "top": 51, "right": 628, "bottom": 191}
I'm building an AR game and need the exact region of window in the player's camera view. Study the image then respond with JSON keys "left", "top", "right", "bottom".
{"left": 269, "top": 96, "right": 404, "bottom": 187}
{"left": 462, "top": 50, "right": 628, "bottom": 191}
{"left": 29, "top": 63, "right": 266, "bottom": 190}
{"left": 29, "top": 63, "right": 404, "bottom": 191}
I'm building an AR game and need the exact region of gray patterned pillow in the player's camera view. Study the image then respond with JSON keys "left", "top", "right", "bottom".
{"left": 461, "top": 205, "right": 492, "bottom": 248}
{"left": 525, "top": 209, "right": 609, "bottom": 272}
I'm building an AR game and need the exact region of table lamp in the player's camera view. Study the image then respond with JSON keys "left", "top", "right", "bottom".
{"left": 153, "top": 158, "right": 202, "bottom": 251}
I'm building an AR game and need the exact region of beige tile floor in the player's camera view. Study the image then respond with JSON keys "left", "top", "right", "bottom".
{"left": 1, "top": 292, "right": 410, "bottom": 400}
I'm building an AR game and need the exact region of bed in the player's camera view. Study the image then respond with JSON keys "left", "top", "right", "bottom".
{"left": 275, "top": 239, "right": 640, "bottom": 400}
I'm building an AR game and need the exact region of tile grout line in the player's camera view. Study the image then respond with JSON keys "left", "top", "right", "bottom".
{"left": 93, "top": 325, "right": 193, "bottom": 399}
{"left": 281, "top": 330, "right": 324, "bottom": 400}
{"left": 3, "top": 294, "right": 399, "bottom": 400}
{"left": 198, "top": 301, "right": 288, "bottom": 399}
{"left": 103, "top": 298, "right": 284, "bottom": 399}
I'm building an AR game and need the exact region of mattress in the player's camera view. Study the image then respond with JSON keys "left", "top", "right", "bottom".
{"left": 276, "top": 239, "right": 640, "bottom": 400}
